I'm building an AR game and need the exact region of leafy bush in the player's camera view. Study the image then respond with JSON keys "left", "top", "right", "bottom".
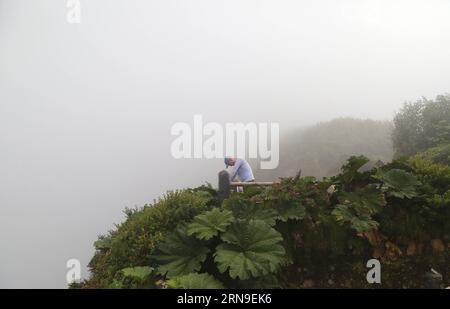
{"left": 393, "top": 94, "right": 450, "bottom": 157}
{"left": 187, "top": 208, "right": 234, "bottom": 240}
{"left": 81, "top": 188, "right": 214, "bottom": 288}
{"left": 214, "top": 219, "right": 286, "bottom": 280}
{"left": 332, "top": 186, "right": 386, "bottom": 233}
{"left": 79, "top": 151, "right": 450, "bottom": 289}
{"left": 167, "top": 273, "right": 224, "bottom": 289}
{"left": 415, "top": 144, "right": 450, "bottom": 166}
{"left": 154, "top": 224, "right": 211, "bottom": 278}
{"left": 107, "top": 266, "right": 154, "bottom": 289}
{"left": 373, "top": 169, "right": 421, "bottom": 199}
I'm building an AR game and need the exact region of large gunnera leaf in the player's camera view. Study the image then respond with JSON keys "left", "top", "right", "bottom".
{"left": 225, "top": 195, "right": 278, "bottom": 226}
{"left": 153, "top": 224, "right": 210, "bottom": 278}
{"left": 276, "top": 201, "right": 307, "bottom": 222}
{"left": 167, "top": 273, "right": 224, "bottom": 289}
{"left": 332, "top": 185, "right": 386, "bottom": 233}
{"left": 214, "top": 220, "right": 286, "bottom": 280}
{"left": 337, "top": 185, "right": 386, "bottom": 214}
{"left": 187, "top": 208, "right": 234, "bottom": 240}
{"left": 374, "top": 169, "right": 421, "bottom": 199}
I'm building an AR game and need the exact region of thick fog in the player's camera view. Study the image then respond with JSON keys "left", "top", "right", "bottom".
{"left": 1, "top": 0, "right": 450, "bottom": 288}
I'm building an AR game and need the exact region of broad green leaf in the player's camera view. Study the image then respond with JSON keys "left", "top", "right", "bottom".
{"left": 187, "top": 208, "right": 234, "bottom": 240}
{"left": 276, "top": 201, "right": 307, "bottom": 222}
{"left": 240, "top": 205, "right": 278, "bottom": 226}
{"left": 332, "top": 185, "right": 386, "bottom": 233}
{"left": 153, "top": 224, "right": 210, "bottom": 278}
{"left": 374, "top": 169, "right": 421, "bottom": 199}
{"left": 120, "top": 266, "right": 153, "bottom": 281}
{"left": 214, "top": 220, "right": 285, "bottom": 280}
{"left": 332, "top": 202, "right": 380, "bottom": 233}
{"left": 226, "top": 197, "right": 278, "bottom": 226}
{"left": 167, "top": 273, "right": 224, "bottom": 289}
{"left": 338, "top": 185, "right": 386, "bottom": 214}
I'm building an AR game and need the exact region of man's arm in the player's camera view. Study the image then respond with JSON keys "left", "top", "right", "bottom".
{"left": 228, "top": 159, "right": 243, "bottom": 181}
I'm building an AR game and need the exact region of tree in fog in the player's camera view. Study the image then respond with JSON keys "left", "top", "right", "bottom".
{"left": 393, "top": 94, "right": 450, "bottom": 157}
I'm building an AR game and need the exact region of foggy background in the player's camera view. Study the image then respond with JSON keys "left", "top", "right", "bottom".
{"left": 1, "top": 0, "right": 450, "bottom": 288}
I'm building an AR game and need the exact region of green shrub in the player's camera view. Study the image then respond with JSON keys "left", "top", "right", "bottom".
{"left": 167, "top": 273, "right": 224, "bottom": 289}
{"left": 415, "top": 144, "right": 450, "bottom": 165}
{"left": 80, "top": 151, "right": 450, "bottom": 289}
{"left": 82, "top": 188, "right": 214, "bottom": 288}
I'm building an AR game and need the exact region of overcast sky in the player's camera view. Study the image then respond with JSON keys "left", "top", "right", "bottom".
{"left": 1, "top": 0, "right": 450, "bottom": 288}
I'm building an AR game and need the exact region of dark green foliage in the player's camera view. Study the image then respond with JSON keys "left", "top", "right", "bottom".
{"left": 187, "top": 208, "right": 234, "bottom": 240}
{"left": 94, "top": 235, "right": 112, "bottom": 251}
{"left": 167, "top": 273, "right": 224, "bottom": 289}
{"left": 339, "top": 155, "right": 370, "bottom": 185}
{"left": 373, "top": 169, "right": 421, "bottom": 199}
{"left": 223, "top": 194, "right": 278, "bottom": 226}
{"left": 82, "top": 189, "right": 213, "bottom": 288}
{"left": 215, "top": 220, "right": 286, "bottom": 280}
{"left": 80, "top": 147, "right": 449, "bottom": 289}
{"left": 332, "top": 185, "right": 386, "bottom": 233}
{"left": 107, "top": 266, "right": 154, "bottom": 289}
{"left": 153, "top": 224, "right": 210, "bottom": 278}
{"left": 275, "top": 201, "right": 307, "bottom": 223}
{"left": 121, "top": 266, "right": 153, "bottom": 281}
{"left": 415, "top": 144, "right": 450, "bottom": 166}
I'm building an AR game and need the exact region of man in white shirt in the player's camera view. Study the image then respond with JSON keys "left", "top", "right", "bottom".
{"left": 224, "top": 157, "right": 255, "bottom": 182}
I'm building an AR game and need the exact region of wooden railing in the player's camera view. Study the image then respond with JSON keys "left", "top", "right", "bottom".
{"left": 230, "top": 182, "right": 274, "bottom": 187}
{"left": 218, "top": 170, "right": 275, "bottom": 202}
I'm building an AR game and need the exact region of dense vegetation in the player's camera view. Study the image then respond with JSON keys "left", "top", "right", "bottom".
{"left": 75, "top": 151, "right": 449, "bottom": 289}
{"left": 393, "top": 94, "right": 450, "bottom": 158}
{"left": 75, "top": 95, "right": 450, "bottom": 289}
